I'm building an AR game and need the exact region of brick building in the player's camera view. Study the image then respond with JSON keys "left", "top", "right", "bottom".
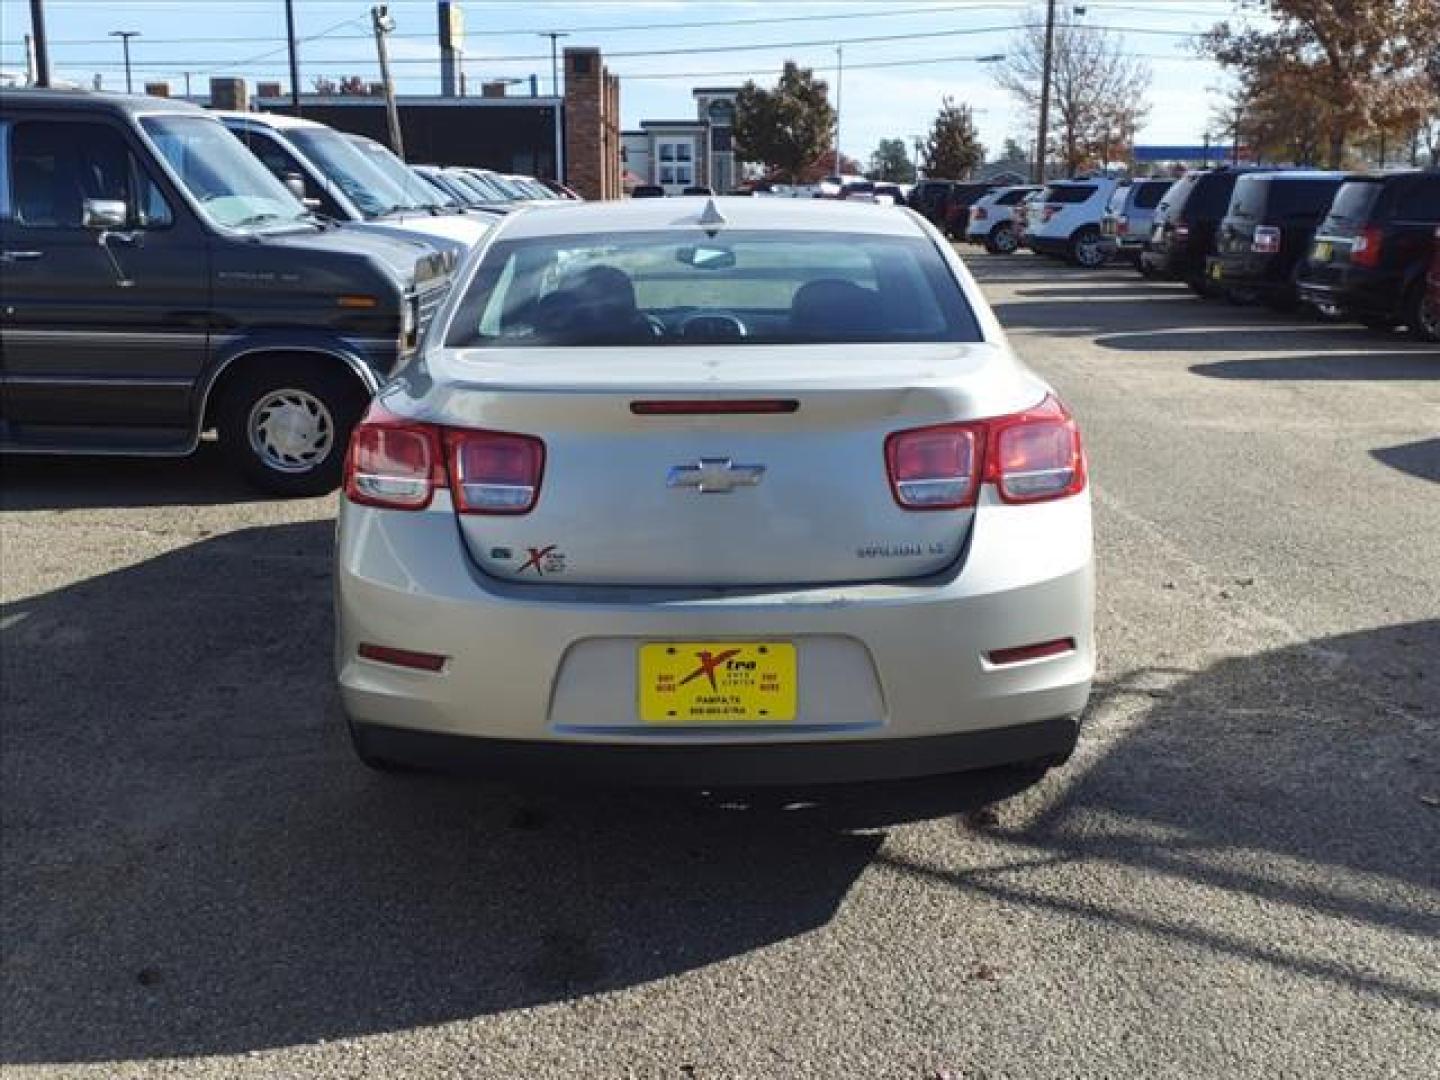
{"left": 562, "top": 47, "right": 622, "bottom": 200}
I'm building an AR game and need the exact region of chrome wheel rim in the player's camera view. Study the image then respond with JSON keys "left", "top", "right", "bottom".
{"left": 995, "top": 227, "right": 1018, "bottom": 253}
{"left": 247, "top": 389, "right": 334, "bottom": 474}
{"left": 1076, "top": 234, "right": 1104, "bottom": 267}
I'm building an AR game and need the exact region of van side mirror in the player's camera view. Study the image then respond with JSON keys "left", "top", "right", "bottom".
{"left": 282, "top": 173, "right": 308, "bottom": 203}
{"left": 82, "top": 199, "right": 128, "bottom": 230}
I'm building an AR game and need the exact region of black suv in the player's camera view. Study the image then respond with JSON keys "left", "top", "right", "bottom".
{"left": 1142, "top": 167, "right": 1270, "bottom": 294}
{"left": 0, "top": 91, "right": 449, "bottom": 494}
{"left": 1207, "top": 171, "right": 1350, "bottom": 309}
{"left": 908, "top": 180, "right": 994, "bottom": 236}
{"left": 1298, "top": 170, "right": 1440, "bottom": 341}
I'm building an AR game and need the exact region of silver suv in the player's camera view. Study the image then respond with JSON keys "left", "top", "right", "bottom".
{"left": 1100, "top": 179, "right": 1175, "bottom": 265}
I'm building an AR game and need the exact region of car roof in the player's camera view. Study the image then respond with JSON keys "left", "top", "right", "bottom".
{"left": 495, "top": 196, "right": 934, "bottom": 240}
{"left": 1, "top": 87, "right": 206, "bottom": 118}
{"left": 213, "top": 110, "right": 326, "bottom": 131}
{"left": 1241, "top": 170, "right": 1351, "bottom": 183}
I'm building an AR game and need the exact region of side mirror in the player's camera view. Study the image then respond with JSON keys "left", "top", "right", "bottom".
{"left": 282, "top": 172, "right": 308, "bottom": 203}
{"left": 82, "top": 198, "right": 128, "bottom": 230}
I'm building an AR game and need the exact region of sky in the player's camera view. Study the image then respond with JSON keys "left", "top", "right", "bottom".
{"left": 0, "top": 0, "right": 1267, "bottom": 163}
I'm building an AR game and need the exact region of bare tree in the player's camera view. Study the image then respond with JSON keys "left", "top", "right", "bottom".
{"left": 994, "top": 7, "right": 1151, "bottom": 175}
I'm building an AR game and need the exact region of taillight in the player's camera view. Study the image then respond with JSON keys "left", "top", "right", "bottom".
{"left": 1173, "top": 219, "right": 1191, "bottom": 242}
{"left": 1351, "top": 224, "right": 1383, "bottom": 269}
{"left": 1252, "top": 225, "right": 1281, "bottom": 254}
{"left": 885, "top": 425, "right": 983, "bottom": 509}
{"left": 972, "top": 206, "right": 988, "bottom": 221}
{"left": 446, "top": 429, "right": 545, "bottom": 514}
{"left": 885, "top": 395, "right": 1085, "bottom": 510}
{"left": 344, "top": 408, "right": 443, "bottom": 510}
{"left": 343, "top": 404, "right": 545, "bottom": 514}
{"left": 1116, "top": 216, "right": 1129, "bottom": 236}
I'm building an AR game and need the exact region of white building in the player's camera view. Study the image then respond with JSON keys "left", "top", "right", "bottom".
{"left": 621, "top": 87, "right": 739, "bottom": 194}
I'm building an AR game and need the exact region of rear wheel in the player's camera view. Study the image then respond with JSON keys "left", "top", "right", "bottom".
{"left": 1068, "top": 227, "right": 1106, "bottom": 268}
{"left": 216, "top": 357, "right": 369, "bottom": 496}
{"left": 985, "top": 223, "right": 1020, "bottom": 255}
{"left": 1186, "top": 277, "right": 1221, "bottom": 299}
{"left": 1407, "top": 284, "right": 1440, "bottom": 343}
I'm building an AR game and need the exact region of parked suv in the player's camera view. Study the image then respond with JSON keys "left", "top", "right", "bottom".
{"left": 1025, "top": 178, "right": 1121, "bottom": 267}
{"left": 907, "top": 180, "right": 994, "bottom": 236}
{"left": 1298, "top": 170, "right": 1440, "bottom": 341}
{"left": 1100, "top": 178, "right": 1172, "bottom": 266}
{"left": 0, "top": 90, "right": 450, "bottom": 493}
{"left": 1207, "top": 171, "right": 1350, "bottom": 309}
{"left": 965, "top": 185, "right": 1041, "bottom": 254}
{"left": 1141, "top": 167, "right": 1268, "bottom": 294}
{"left": 220, "top": 112, "right": 490, "bottom": 266}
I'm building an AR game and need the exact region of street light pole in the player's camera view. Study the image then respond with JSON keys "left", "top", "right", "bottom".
{"left": 538, "top": 32, "right": 568, "bottom": 183}
{"left": 1034, "top": 0, "right": 1057, "bottom": 184}
{"left": 371, "top": 5, "right": 404, "bottom": 158}
{"left": 285, "top": 0, "right": 301, "bottom": 114}
{"left": 28, "top": 0, "right": 50, "bottom": 87}
{"left": 110, "top": 30, "right": 139, "bottom": 94}
{"left": 834, "top": 44, "right": 844, "bottom": 175}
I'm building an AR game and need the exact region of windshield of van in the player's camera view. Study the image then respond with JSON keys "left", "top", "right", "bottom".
{"left": 141, "top": 115, "right": 307, "bottom": 231}
{"left": 286, "top": 127, "right": 419, "bottom": 218}
{"left": 445, "top": 230, "right": 981, "bottom": 348}
{"left": 345, "top": 136, "right": 452, "bottom": 211}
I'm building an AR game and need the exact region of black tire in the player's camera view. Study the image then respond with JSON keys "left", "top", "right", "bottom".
{"left": 1068, "top": 226, "right": 1106, "bottom": 268}
{"left": 985, "top": 223, "right": 1019, "bottom": 255}
{"left": 1359, "top": 315, "right": 1397, "bottom": 332}
{"left": 1186, "top": 277, "right": 1221, "bottom": 299}
{"left": 216, "top": 356, "right": 370, "bottom": 497}
{"left": 1406, "top": 283, "right": 1440, "bottom": 343}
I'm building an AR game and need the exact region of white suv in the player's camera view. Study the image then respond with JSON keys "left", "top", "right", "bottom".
{"left": 1025, "top": 178, "right": 1122, "bottom": 267}
{"left": 965, "top": 185, "right": 1042, "bottom": 254}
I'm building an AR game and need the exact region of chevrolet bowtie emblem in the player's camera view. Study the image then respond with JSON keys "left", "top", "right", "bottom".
{"left": 666, "top": 457, "right": 766, "bottom": 494}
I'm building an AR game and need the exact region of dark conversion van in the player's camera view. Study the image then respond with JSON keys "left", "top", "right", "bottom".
{"left": 0, "top": 91, "right": 450, "bottom": 493}
{"left": 908, "top": 180, "right": 995, "bottom": 237}
{"left": 1207, "top": 171, "right": 1350, "bottom": 309}
{"left": 1298, "top": 170, "right": 1440, "bottom": 341}
{"left": 1141, "top": 167, "right": 1270, "bottom": 293}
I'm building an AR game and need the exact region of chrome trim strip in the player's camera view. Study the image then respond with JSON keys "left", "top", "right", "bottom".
{"left": 1, "top": 329, "right": 209, "bottom": 342}
{"left": 0, "top": 375, "right": 194, "bottom": 388}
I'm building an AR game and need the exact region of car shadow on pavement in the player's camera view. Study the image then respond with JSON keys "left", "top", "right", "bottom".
{"left": 1371, "top": 437, "right": 1440, "bottom": 483}
{"left": 1190, "top": 351, "right": 1440, "bottom": 381}
{"left": 0, "top": 520, "right": 1037, "bottom": 1065}
{"left": 0, "top": 442, "right": 265, "bottom": 511}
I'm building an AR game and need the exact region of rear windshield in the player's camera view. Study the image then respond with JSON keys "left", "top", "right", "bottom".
{"left": 1044, "top": 184, "right": 1097, "bottom": 204}
{"left": 1133, "top": 180, "right": 1171, "bottom": 209}
{"left": 1321, "top": 181, "right": 1382, "bottom": 230}
{"left": 997, "top": 188, "right": 1033, "bottom": 206}
{"left": 1233, "top": 176, "right": 1344, "bottom": 220}
{"left": 445, "top": 229, "right": 981, "bottom": 347}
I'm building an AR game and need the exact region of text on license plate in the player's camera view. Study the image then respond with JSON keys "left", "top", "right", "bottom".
{"left": 638, "top": 642, "right": 797, "bottom": 723}
{"left": 1313, "top": 241, "right": 1332, "bottom": 261}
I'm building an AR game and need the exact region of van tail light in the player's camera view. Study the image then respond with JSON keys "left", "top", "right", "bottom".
{"left": 446, "top": 430, "right": 545, "bottom": 514}
{"left": 1252, "top": 226, "right": 1281, "bottom": 254}
{"left": 1172, "top": 219, "right": 1191, "bottom": 242}
{"left": 1351, "top": 224, "right": 1383, "bottom": 269}
{"left": 886, "top": 395, "right": 1085, "bottom": 511}
{"left": 344, "top": 404, "right": 545, "bottom": 514}
{"left": 344, "top": 408, "right": 443, "bottom": 510}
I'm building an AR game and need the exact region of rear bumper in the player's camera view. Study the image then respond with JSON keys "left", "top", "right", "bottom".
{"left": 1297, "top": 272, "right": 1398, "bottom": 319}
{"left": 334, "top": 488, "right": 1095, "bottom": 779}
{"left": 1207, "top": 254, "right": 1287, "bottom": 295}
{"left": 352, "top": 715, "right": 1081, "bottom": 785}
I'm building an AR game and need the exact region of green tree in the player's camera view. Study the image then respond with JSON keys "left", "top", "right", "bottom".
{"left": 867, "top": 138, "right": 915, "bottom": 182}
{"left": 734, "top": 62, "right": 837, "bottom": 183}
{"left": 1200, "top": 0, "right": 1440, "bottom": 169}
{"left": 923, "top": 98, "right": 986, "bottom": 179}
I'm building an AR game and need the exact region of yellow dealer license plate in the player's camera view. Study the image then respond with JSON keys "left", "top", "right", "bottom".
{"left": 639, "top": 642, "right": 797, "bottom": 724}
{"left": 1313, "top": 240, "right": 1332, "bottom": 262}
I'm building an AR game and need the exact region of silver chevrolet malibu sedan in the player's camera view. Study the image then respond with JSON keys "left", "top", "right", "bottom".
{"left": 335, "top": 197, "right": 1094, "bottom": 784}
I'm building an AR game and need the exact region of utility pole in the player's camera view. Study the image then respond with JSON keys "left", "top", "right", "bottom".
{"left": 834, "top": 44, "right": 844, "bottom": 175}
{"left": 285, "top": 0, "right": 301, "bottom": 113}
{"left": 538, "top": 32, "right": 568, "bottom": 183}
{"left": 109, "top": 30, "right": 139, "bottom": 94}
{"left": 184, "top": 71, "right": 192, "bottom": 97}
{"left": 28, "top": 0, "right": 50, "bottom": 87}
{"left": 371, "top": 5, "right": 404, "bottom": 158}
{"left": 1034, "top": 0, "right": 1057, "bottom": 184}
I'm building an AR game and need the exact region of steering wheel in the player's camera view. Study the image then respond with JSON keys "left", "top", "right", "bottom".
{"left": 679, "top": 312, "right": 749, "bottom": 341}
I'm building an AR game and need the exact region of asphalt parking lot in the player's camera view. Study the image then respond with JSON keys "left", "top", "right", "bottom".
{"left": 2, "top": 254, "right": 1437, "bottom": 1079}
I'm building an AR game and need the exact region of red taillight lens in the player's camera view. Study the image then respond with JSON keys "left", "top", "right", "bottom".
{"left": 357, "top": 643, "right": 448, "bottom": 672}
{"left": 1173, "top": 220, "right": 1191, "bottom": 242}
{"left": 1351, "top": 224, "right": 1383, "bottom": 269}
{"left": 885, "top": 425, "right": 983, "bottom": 509}
{"left": 1252, "top": 225, "right": 1281, "bottom": 254}
{"left": 446, "top": 429, "right": 545, "bottom": 514}
{"left": 344, "top": 408, "right": 443, "bottom": 510}
{"left": 1116, "top": 216, "right": 1129, "bottom": 236}
{"left": 886, "top": 395, "right": 1085, "bottom": 511}
{"left": 972, "top": 206, "right": 988, "bottom": 220}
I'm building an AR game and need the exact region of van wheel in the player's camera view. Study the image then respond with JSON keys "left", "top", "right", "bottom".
{"left": 985, "top": 223, "right": 1019, "bottom": 254}
{"left": 217, "top": 358, "right": 369, "bottom": 496}
{"left": 1408, "top": 284, "right": 1440, "bottom": 343}
{"left": 1068, "top": 227, "right": 1106, "bottom": 268}
{"left": 1186, "top": 277, "right": 1220, "bottom": 299}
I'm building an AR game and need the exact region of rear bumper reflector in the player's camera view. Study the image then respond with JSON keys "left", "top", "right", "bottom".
{"left": 987, "top": 638, "right": 1076, "bottom": 666}
{"left": 630, "top": 399, "right": 800, "bottom": 416}
{"left": 358, "top": 643, "right": 448, "bottom": 672}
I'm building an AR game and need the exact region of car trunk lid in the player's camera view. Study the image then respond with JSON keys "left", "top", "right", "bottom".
{"left": 411, "top": 342, "right": 1041, "bottom": 587}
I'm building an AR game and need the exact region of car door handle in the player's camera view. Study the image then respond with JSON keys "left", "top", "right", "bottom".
{"left": 0, "top": 251, "right": 43, "bottom": 263}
